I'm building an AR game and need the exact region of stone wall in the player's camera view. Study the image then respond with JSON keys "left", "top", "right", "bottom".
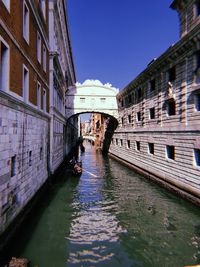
{"left": 110, "top": 131, "right": 200, "bottom": 196}
{"left": 110, "top": 16, "right": 200, "bottom": 202}
{"left": 0, "top": 92, "right": 49, "bottom": 235}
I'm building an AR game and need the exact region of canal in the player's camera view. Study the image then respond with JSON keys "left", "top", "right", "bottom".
{"left": 4, "top": 142, "right": 200, "bottom": 267}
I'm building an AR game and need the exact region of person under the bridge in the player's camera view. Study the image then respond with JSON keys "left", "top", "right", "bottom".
{"left": 70, "top": 156, "right": 77, "bottom": 166}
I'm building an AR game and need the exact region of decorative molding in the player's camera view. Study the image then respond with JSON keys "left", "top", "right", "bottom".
{"left": 75, "top": 79, "right": 119, "bottom": 92}
{"left": 0, "top": 91, "right": 50, "bottom": 120}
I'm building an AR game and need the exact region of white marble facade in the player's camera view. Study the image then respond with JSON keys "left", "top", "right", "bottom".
{"left": 66, "top": 79, "right": 119, "bottom": 119}
{"left": 49, "top": 0, "right": 77, "bottom": 173}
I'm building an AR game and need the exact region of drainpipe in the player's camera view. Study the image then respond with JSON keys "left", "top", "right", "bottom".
{"left": 185, "top": 57, "right": 188, "bottom": 126}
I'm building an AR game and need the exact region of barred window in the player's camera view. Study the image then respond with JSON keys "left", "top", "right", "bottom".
{"left": 167, "top": 100, "right": 176, "bottom": 116}
{"left": 194, "top": 149, "right": 200, "bottom": 167}
{"left": 148, "top": 143, "right": 154, "bottom": 155}
{"left": 166, "top": 145, "right": 175, "bottom": 160}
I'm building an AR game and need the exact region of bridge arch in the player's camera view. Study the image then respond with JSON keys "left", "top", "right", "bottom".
{"left": 65, "top": 80, "right": 119, "bottom": 154}
{"left": 65, "top": 80, "right": 119, "bottom": 120}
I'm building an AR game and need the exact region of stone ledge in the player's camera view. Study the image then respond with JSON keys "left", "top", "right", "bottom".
{"left": 0, "top": 91, "right": 50, "bottom": 121}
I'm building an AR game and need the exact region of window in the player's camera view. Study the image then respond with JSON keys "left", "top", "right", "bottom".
{"left": 39, "top": 0, "right": 46, "bottom": 19}
{"left": 23, "top": 1, "right": 29, "bottom": 43}
{"left": 23, "top": 65, "right": 29, "bottom": 103}
{"left": 2, "top": 0, "right": 10, "bottom": 11}
{"left": 121, "top": 99, "right": 124, "bottom": 107}
{"left": 195, "top": 51, "right": 200, "bottom": 71}
{"left": 195, "top": 0, "right": 200, "bottom": 17}
{"left": 166, "top": 145, "right": 175, "bottom": 160}
{"left": 194, "top": 149, "right": 200, "bottom": 167}
{"left": 43, "top": 45, "right": 46, "bottom": 72}
{"left": 128, "top": 114, "right": 131, "bottom": 124}
{"left": 43, "top": 88, "right": 46, "bottom": 112}
{"left": 150, "top": 79, "right": 156, "bottom": 92}
{"left": 168, "top": 66, "right": 176, "bottom": 82}
{"left": 11, "top": 155, "right": 16, "bottom": 177}
{"left": 37, "top": 32, "right": 41, "bottom": 63}
{"left": 80, "top": 97, "right": 85, "bottom": 103}
{"left": 195, "top": 94, "right": 200, "bottom": 111}
{"left": 137, "top": 111, "right": 141, "bottom": 122}
{"left": 167, "top": 100, "right": 176, "bottom": 116}
{"left": 148, "top": 143, "right": 154, "bottom": 155}
{"left": 127, "top": 140, "right": 131, "bottom": 149}
{"left": 120, "top": 139, "right": 123, "bottom": 147}
{"left": 37, "top": 82, "right": 41, "bottom": 109}
{"left": 100, "top": 98, "right": 106, "bottom": 104}
{"left": 136, "top": 141, "right": 140, "bottom": 151}
{"left": 138, "top": 88, "right": 142, "bottom": 99}
{"left": 128, "top": 94, "right": 132, "bottom": 104}
{"left": 29, "top": 151, "right": 32, "bottom": 166}
{"left": 149, "top": 107, "right": 155, "bottom": 119}
{"left": 40, "top": 147, "right": 43, "bottom": 160}
{"left": 121, "top": 117, "right": 124, "bottom": 126}
{"left": 0, "top": 39, "right": 9, "bottom": 92}
{"left": 116, "top": 138, "right": 118, "bottom": 145}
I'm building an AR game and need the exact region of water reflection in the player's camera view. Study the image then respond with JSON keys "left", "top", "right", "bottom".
{"left": 5, "top": 142, "right": 200, "bottom": 267}
{"left": 66, "top": 144, "right": 132, "bottom": 266}
{"left": 105, "top": 157, "right": 200, "bottom": 267}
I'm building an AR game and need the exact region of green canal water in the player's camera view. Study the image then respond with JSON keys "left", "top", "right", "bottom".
{"left": 4, "top": 142, "right": 200, "bottom": 267}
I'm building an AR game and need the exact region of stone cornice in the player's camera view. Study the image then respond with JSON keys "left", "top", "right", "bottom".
{"left": 0, "top": 91, "right": 51, "bottom": 120}
{"left": 74, "top": 80, "right": 119, "bottom": 93}
{"left": 115, "top": 127, "right": 200, "bottom": 134}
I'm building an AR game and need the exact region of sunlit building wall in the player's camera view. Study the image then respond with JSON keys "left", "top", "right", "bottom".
{"left": 0, "top": 0, "right": 50, "bottom": 238}
{"left": 110, "top": 0, "right": 200, "bottom": 203}
{"left": 48, "top": 0, "right": 76, "bottom": 173}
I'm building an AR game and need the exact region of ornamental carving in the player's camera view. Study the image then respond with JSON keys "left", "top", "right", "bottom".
{"left": 166, "top": 81, "right": 176, "bottom": 100}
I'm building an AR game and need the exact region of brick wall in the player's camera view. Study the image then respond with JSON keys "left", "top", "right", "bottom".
{"left": 0, "top": 0, "right": 49, "bottom": 111}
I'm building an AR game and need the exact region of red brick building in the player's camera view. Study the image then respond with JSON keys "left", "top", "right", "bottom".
{"left": 0, "top": 0, "right": 49, "bottom": 110}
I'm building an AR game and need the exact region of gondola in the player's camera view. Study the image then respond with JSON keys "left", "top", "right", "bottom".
{"left": 73, "top": 161, "right": 82, "bottom": 176}
{"left": 68, "top": 158, "right": 82, "bottom": 176}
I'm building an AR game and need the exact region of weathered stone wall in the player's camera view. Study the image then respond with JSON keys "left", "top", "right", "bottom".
{"left": 0, "top": 92, "right": 49, "bottom": 235}
{"left": 51, "top": 115, "right": 65, "bottom": 172}
{"left": 110, "top": 131, "right": 200, "bottom": 193}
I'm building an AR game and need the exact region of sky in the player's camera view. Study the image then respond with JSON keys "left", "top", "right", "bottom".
{"left": 67, "top": 0, "right": 179, "bottom": 90}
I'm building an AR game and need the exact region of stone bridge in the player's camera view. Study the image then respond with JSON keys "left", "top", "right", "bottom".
{"left": 65, "top": 80, "right": 119, "bottom": 119}
{"left": 65, "top": 80, "right": 119, "bottom": 153}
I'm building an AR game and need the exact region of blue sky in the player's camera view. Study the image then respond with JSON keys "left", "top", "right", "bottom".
{"left": 67, "top": 0, "right": 179, "bottom": 90}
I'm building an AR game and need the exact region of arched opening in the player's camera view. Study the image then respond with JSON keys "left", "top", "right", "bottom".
{"left": 66, "top": 111, "right": 118, "bottom": 156}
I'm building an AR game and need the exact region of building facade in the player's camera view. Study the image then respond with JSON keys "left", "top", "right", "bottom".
{"left": 110, "top": 0, "right": 200, "bottom": 203}
{"left": 48, "top": 0, "right": 76, "bottom": 174}
{"left": 90, "top": 113, "right": 107, "bottom": 148}
{"left": 0, "top": 0, "right": 77, "bottom": 242}
{"left": 0, "top": 0, "right": 50, "bottom": 237}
